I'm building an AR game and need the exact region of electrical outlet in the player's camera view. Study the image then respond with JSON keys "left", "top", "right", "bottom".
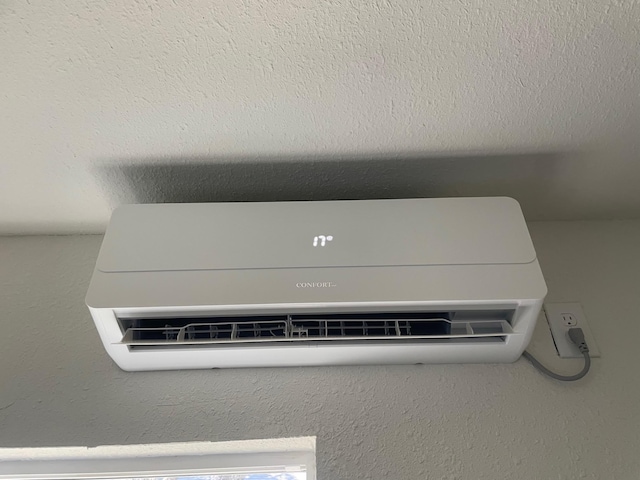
{"left": 544, "top": 303, "right": 600, "bottom": 358}
{"left": 560, "top": 313, "right": 577, "bottom": 327}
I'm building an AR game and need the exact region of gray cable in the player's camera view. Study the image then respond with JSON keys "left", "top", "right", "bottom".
{"left": 523, "top": 327, "right": 591, "bottom": 381}
{"left": 523, "top": 350, "right": 590, "bottom": 381}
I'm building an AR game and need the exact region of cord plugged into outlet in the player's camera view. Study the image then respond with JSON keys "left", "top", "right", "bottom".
{"left": 523, "top": 326, "right": 591, "bottom": 381}
{"left": 523, "top": 303, "right": 598, "bottom": 382}
{"left": 545, "top": 303, "right": 600, "bottom": 358}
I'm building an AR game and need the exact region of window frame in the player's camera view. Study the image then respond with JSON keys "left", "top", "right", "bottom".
{"left": 0, "top": 439, "right": 316, "bottom": 480}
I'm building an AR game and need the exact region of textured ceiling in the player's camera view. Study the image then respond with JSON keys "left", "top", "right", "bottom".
{"left": 1, "top": 0, "right": 639, "bottom": 234}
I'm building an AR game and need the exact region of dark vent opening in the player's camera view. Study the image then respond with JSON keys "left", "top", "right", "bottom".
{"left": 118, "top": 309, "right": 514, "bottom": 349}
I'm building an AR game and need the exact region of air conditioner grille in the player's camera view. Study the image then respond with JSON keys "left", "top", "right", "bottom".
{"left": 118, "top": 311, "right": 514, "bottom": 349}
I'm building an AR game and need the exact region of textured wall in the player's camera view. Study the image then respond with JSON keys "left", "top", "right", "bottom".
{"left": 1, "top": 221, "right": 639, "bottom": 479}
{"left": 1, "top": 1, "right": 640, "bottom": 234}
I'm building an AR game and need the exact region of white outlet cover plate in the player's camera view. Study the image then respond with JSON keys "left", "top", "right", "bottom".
{"left": 544, "top": 302, "right": 601, "bottom": 358}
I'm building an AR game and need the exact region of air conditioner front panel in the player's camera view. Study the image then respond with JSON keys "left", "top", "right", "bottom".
{"left": 96, "top": 197, "right": 535, "bottom": 273}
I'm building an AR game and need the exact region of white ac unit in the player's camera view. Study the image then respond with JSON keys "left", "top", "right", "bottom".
{"left": 86, "top": 197, "right": 547, "bottom": 371}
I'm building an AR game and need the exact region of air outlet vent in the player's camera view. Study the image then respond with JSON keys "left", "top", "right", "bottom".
{"left": 119, "top": 310, "right": 514, "bottom": 350}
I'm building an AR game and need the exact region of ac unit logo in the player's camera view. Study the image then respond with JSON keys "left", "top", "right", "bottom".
{"left": 313, "top": 235, "right": 334, "bottom": 247}
{"left": 296, "top": 282, "right": 337, "bottom": 288}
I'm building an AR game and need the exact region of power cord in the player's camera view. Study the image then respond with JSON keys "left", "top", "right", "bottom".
{"left": 523, "top": 327, "right": 591, "bottom": 381}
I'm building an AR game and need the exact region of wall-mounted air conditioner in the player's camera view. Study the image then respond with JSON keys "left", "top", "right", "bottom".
{"left": 86, "top": 197, "right": 547, "bottom": 371}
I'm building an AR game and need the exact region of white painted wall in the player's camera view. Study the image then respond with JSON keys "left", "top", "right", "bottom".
{"left": 1, "top": 221, "right": 639, "bottom": 479}
{"left": 1, "top": 1, "right": 640, "bottom": 234}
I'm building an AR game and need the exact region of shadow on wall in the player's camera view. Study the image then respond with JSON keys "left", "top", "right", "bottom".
{"left": 94, "top": 152, "right": 573, "bottom": 220}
